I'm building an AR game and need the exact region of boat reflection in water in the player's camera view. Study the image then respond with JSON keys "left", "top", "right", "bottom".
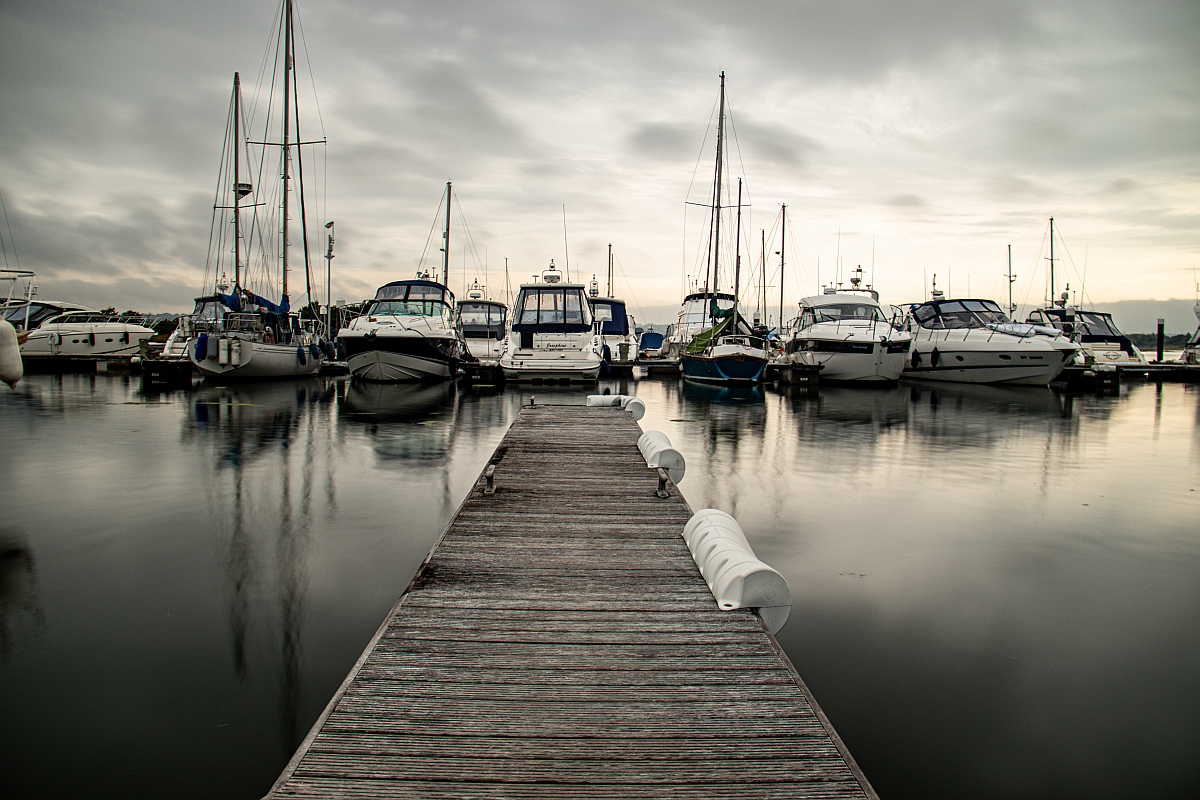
{"left": 186, "top": 377, "right": 336, "bottom": 753}
{"left": 0, "top": 534, "right": 46, "bottom": 661}
{"left": 339, "top": 381, "right": 458, "bottom": 463}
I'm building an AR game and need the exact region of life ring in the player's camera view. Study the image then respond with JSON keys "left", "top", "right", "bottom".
{"left": 263, "top": 328, "right": 275, "bottom": 344}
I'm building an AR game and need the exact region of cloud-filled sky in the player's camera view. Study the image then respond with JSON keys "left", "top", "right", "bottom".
{"left": 1, "top": 0, "right": 1197, "bottom": 323}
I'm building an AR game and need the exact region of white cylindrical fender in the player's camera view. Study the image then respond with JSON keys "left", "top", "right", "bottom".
{"left": 682, "top": 509, "right": 791, "bottom": 634}
{"left": 585, "top": 394, "right": 646, "bottom": 421}
{"left": 0, "top": 320, "right": 23, "bottom": 387}
{"left": 637, "top": 430, "right": 685, "bottom": 484}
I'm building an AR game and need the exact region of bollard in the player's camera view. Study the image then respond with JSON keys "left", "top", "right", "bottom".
{"left": 483, "top": 464, "right": 496, "bottom": 494}
{"left": 681, "top": 509, "right": 791, "bottom": 634}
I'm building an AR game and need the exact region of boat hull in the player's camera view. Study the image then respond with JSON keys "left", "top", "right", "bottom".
{"left": 339, "top": 330, "right": 460, "bottom": 382}
{"left": 784, "top": 349, "right": 908, "bottom": 383}
{"left": 189, "top": 337, "right": 323, "bottom": 381}
{"left": 902, "top": 336, "right": 1066, "bottom": 386}
{"left": 681, "top": 352, "right": 766, "bottom": 384}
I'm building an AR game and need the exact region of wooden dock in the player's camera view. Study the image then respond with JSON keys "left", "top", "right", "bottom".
{"left": 266, "top": 404, "right": 876, "bottom": 799}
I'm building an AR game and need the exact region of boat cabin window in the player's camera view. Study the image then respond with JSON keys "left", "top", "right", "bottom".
{"left": 4, "top": 303, "right": 66, "bottom": 330}
{"left": 459, "top": 303, "right": 505, "bottom": 327}
{"left": 805, "top": 303, "right": 885, "bottom": 324}
{"left": 912, "top": 299, "right": 1010, "bottom": 329}
{"left": 515, "top": 288, "right": 592, "bottom": 327}
{"left": 591, "top": 301, "right": 629, "bottom": 335}
{"left": 192, "top": 300, "right": 227, "bottom": 322}
{"left": 367, "top": 283, "right": 452, "bottom": 318}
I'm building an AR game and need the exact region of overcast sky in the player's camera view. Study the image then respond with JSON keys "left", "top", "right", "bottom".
{"left": 1, "top": 0, "right": 1197, "bottom": 323}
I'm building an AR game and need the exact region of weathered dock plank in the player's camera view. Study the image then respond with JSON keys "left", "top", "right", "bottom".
{"left": 266, "top": 405, "right": 876, "bottom": 799}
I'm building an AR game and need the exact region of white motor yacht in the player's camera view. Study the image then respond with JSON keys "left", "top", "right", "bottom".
{"left": 903, "top": 298, "right": 1078, "bottom": 385}
{"left": 21, "top": 310, "right": 156, "bottom": 361}
{"left": 780, "top": 271, "right": 912, "bottom": 383}
{"left": 499, "top": 262, "right": 602, "bottom": 383}
{"left": 456, "top": 280, "right": 508, "bottom": 367}
{"left": 339, "top": 277, "right": 467, "bottom": 382}
{"left": 1024, "top": 305, "right": 1147, "bottom": 366}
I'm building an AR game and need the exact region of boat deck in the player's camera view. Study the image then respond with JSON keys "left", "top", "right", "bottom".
{"left": 265, "top": 404, "right": 875, "bottom": 799}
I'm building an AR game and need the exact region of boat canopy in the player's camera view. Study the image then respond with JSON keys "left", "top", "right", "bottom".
{"left": 458, "top": 300, "right": 507, "bottom": 339}
{"left": 1028, "top": 307, "right": 1137, "bottom": 354}
{"left": 590, "top": 298, "right": 629, "bottom": 336}
{"left": 679, "top": 292, "right": 737, "bottom": 327}
{"left": 797, "top": 298, "right": 887, "bottom": 328}
{"left": 639, "top": 331, "right": 665, "bottom": 350}
{"left": 911, "top": 299, "right": 1010, "bottom": 329}
{"left": 512, "top": 286, "right": 593, "bottom": 333}
{"left": 367, "top": 280, "right": 454, "bottom": 318}
{"left": 1029, "top": 308, "right": 1125, "bottom": 337}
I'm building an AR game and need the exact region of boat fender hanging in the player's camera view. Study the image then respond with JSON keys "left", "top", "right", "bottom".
{"left": 120, "top": 331, "right": 129, "bottom": 344}
{"left": 0, "top": 320, "right": 24, "bottom": 388}
{"left": 930, "top": 347, "right": 940, "bottom": 368}
{"left": 682, "top": 509, "right": 791, "bottom": 634}
{"left": 911, "top": 349, "right": 921, "bottom": 368}
{"left": 637, "top": 430, "right": 685, "bottom": 483}
{"left": 86, "top": 332, "right": 96, "bottom": 347}
{"left": 205, "top": 334, "right": 219, "bottom": 360}
{"left": 194, "top": 334, "right": 208, "bottom": 361}
{"left": 297, "top": 345, "right": 307, "bottom": 365}
{"left": 309, "top": 343, "right": 321, "bottom": 360}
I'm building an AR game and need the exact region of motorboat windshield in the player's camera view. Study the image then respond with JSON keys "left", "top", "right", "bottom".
{"left": 3, "top": 301, "right": 91, "bottom": 330}
{"left": 366, "top": 280, "right": 454, "bottom": 320}
{"left": 512, "top": 285, "right": 593, "bottom": 332}
{"left": 1029, "top": 308, "right": 1125, "bottom": 337}
{"left": 911, "top": 299, "right": 1010, "bottom": 329}
{"left": 798, "top": 300, "right": 887, "bottom": 328}
{"left": 458, "top": 301, "right": 507, "bottom": 338}
{"left": 590, "top": 299, "right": 629, "bottom": 336}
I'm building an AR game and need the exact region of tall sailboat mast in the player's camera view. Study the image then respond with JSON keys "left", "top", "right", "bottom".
{"left": 233, "top": 72, "right": 243, "bottom": 290}
{"left": 733, "top": 177, "right": 743, "bottom": 328}
{"left": 779, "top": 204, "right": 787, "bottom": 332}
{"left": 1007, "top": 244, "right": 1016, "bottom": 315}
{"left": 442, "top": 181, "right": 452, "bottom": 286}
{"left": 281, "top": 0, "right": 292, "bottom": 299}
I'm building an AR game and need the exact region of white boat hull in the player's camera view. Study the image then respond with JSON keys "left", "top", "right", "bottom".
{"left": 189, "top": 337, "right": 322, "bottom": 380}
{"left": 787, "top": 349, "right": 908, "bottom": 382}
{"left": 21, "top": 322, "right": 154, "bottom": 360}
{"left": 903, "top": 334, "right": 1067, "bottom": 386}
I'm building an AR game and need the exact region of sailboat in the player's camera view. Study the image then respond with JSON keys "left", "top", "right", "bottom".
{"left": 184, "top": 0, "right": 329, "bottom": 381}
{"left": 679, "top": 73, "right": 768, "bottom": 385}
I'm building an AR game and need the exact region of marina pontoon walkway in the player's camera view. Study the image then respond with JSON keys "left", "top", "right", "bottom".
{"left": 266, "top": 404, "right": 876, "bottom": 799}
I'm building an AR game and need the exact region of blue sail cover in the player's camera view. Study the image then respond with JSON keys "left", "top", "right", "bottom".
{"left": 244, "top": 291, "right": 291, "bottom": 316}
{"left": 216, "top": 292, "right": 242, "bottom": 312}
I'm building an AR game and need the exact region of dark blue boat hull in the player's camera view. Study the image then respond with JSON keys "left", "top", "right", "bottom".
{"left": 681, "top": 353, "right": 766, "bottom": 384}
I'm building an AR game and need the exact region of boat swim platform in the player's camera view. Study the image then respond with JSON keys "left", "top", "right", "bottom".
{"left": 265, "top": 404, "right": 876, "bottom": 800}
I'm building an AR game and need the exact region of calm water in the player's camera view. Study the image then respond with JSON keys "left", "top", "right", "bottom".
{"left": 1, "top": 373, "right": 1197, "bottom": 798}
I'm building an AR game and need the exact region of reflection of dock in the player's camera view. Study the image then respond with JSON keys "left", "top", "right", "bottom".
{"left": 266, "top": 405, "right": 875, "bottom": 799}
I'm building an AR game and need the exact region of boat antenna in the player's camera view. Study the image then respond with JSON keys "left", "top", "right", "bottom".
{"left": 325, "top": 221, "right": 334, "bottom": 332}
{"left": 443, "top": 181, "right": 452, "bottom": 286}
{"left": 835, "top": 228, "right": 841, "bottom": 289}
{"left": 733, "top": 177, "right": 743, "bottom": 332}
{"left": 562, "top": 204, "right": 570, "bottom": 282}
{"left": 779, "top": 203, "right": 786, "bottom": 334}
{"left": 1047, "top": 216, "right": 1057, "bottom": 306}
{"left": 1007, "top": 244, "right": 1016, "bottom": 316}
{"left": 607, "top": 242, "right": 613, "bottom": 297}
{"left": 871, "top": 236, "right": 875, "bottom": 288}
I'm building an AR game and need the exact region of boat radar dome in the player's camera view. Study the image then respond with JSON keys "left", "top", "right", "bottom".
{"left": 467, "top": 278, "right": 484, "bottom": 300}
{"left": 541, "top": 260, "right": 562, "bottom": 284}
